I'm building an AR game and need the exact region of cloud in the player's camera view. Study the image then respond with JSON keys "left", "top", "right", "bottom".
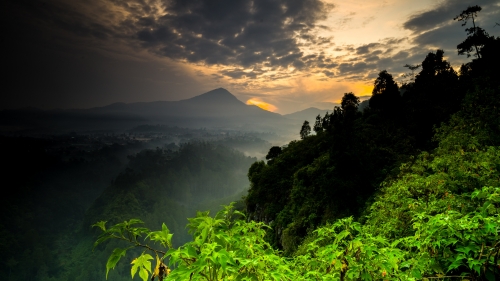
{"left": 402, "top": 0, "right": 500, "bottom": 70}
{"left": 338, "top": 62, "right": 374, "bottom": 75}
{"left": 131, "top": 0, "right": 333, "bottom": 70}
{"left": 221, "top": 68, "right": 261, "bottom": 79}
{"left": 246, "top": 98, "right": 278, "bottom": 112}
{"left": 412, "top": 24, "right": 467, "bottom": 50}
{"left": 403, "top": 0, "right": 499, "bottom": 33}
{"left": 323, "top": 70, "right": 335, "bottom": 78}
{"left": 356, "top": 43, "right": 381, "bottom": 55}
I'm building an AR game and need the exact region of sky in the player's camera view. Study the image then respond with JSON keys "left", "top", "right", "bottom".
{"left": 2, "top": 0, "right": 499, "bottom": 114}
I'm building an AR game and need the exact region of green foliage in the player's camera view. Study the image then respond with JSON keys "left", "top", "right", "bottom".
{"left": 97, "top": 65, "right": 500, "bottom": 280}
{"left": 95, "top": 203, "right": 296, "bottom": 281}
{"left": 97, "top": 184, "right": 499, "bottom": 280}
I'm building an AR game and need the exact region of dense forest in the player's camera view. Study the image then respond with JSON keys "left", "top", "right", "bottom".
{"left": 0, "top": 134, "right": 258, "bottom": 281}
{"left": 94, "top": 5, "right": 499, "bottom": 281}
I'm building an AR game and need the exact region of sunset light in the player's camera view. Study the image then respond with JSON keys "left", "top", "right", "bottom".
{"left": 246, "top": 98, "right": 278, "bottom": 112}
{"left": 3, "top": 0, "right": 499, "bottom": 114}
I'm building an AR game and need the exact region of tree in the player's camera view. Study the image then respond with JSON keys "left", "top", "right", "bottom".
{"left": 299, "top": 120, "right": 311, "bottom": 139}
{"left": 265, "top": 146, "right": 282, "bottom": 162}
{"left": 403, "top": 49, "right": 460, "bottom": 149}
{"left": 454, "top": 5, "right": 491, "bottom": 58}
{"left": 369, "top": 70, "right": 400, "bottom": 112}
{"left": 313, "top": 114, "right": 323, "bottom": 133}
{"left": 340, "top": 92, "right": 360, "bottom": 113}
{"left": 402, "top": 64, "right": 421, "bottom": 84}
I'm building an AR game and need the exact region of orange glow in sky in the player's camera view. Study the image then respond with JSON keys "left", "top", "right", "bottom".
{"left": 246, "top": 98, "right": 278, "bottom": 112}
{"left": 11, "top": 0, "right": 498, "bottom": 113}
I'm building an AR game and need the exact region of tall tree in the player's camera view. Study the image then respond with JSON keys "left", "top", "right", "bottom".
{"left": 340, "top": 92, "right": 360, "bottom": 114}
{"left": 313, "top": 114, "right": 323, "bottom": 133}
{"left": 369, "top": 70, "right": 400, "bottom": 112}
{"left": 299, "top": 120, "right": 311, "bottom": 139}
{"left": 404, "top": 49, "right": 459, "bottom": 149}
{"left": 454, "top": 5, "right": 491, "bottom": 58}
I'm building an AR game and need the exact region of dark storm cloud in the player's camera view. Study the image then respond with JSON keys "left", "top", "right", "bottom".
{"left": 131, "top": 0, "right": 333, "bottom": 69}
{"left": 7, "top": 0, "right": 333, "bottom": 70}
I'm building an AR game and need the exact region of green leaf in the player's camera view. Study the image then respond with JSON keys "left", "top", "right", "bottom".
{"left": 92, "top": 221, "right": 107, "bottom": 231}
{"left": 361, "top": 270, "right": 373, "bottom": 281}
{"left": 411, "top": 268, "right": 422, "bottom": 279}
{"left": 106, "top": 248, "right": 127, "bottom": 279}
{"left": 138, "top": 267, "right": 149, "bottom": 281}
{"left": 147, "top": 223, "right": 173, "bottom": 248}
{"left": 131, "top": 253, "right": 153, "bottom": 281}
{"left": 187, "top": 245, "right": 198, "bottom": 257}
{"left": 93, "top": 235, "right": 112, "bottom": 249}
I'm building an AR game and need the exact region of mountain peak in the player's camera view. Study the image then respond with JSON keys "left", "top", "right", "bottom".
{"left": 184, "top": 88, "right": 243, "bottom": 105}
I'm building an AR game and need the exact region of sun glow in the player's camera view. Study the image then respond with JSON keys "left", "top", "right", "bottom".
{"left": 246, "top": 98, "right": 278, "bottom": 112}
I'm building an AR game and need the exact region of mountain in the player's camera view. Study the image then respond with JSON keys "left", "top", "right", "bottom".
{"left": 0, "top": 88, "right": 292, "bottom": 134}
{"left": 90, "top": 88, "right": 280, "bottom": 119}
{"left": 283, "top": 107, "right": 332, "bottom": 122}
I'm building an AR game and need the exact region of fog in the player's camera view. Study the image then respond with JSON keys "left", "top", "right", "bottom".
{"left": 0, "top": 87, "right": 335, "bottom": 280}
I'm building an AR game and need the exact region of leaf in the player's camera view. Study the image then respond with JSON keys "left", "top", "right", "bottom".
{"left": 93, "top": 235, "right": 112, "bottom": 249}
{"left": 139, "top": 267, "right": 149, "bottom": 281}
{"left": 92, "top": 221, "right": 107, "bottom": 231}
{"left": 106, "top": 248, "right": 127, "bottom": 279}
{"left": 411, "top": 268, "right": 422, "bottom": 279}
{"left": 147, "top": 223, "right": 173, "bottom": 248}
{"left": 335, "top": 230, "right": 350, "bottom": 242}
{"left": 153, "top": 254, "right": 161, "bottom": 278}
{"left": 131, "top": 253, "right": 153, "bottom": 281}
{"left": 187, "top": 245, "right": 198, "bottom": 258}
{"left": 361, "top": 270, "right": 372, "bottom": 281}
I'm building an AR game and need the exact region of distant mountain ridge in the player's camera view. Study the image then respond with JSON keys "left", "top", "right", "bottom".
{"left": 0, "top": 88, "right": 293, "bottom": 134}
{"left": 90, "top": 88, "right": 281, "bottom": 119}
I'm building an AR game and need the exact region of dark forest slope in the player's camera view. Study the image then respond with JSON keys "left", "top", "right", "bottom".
{"left": 245, "top": 33, "right": 500, "bottom": 253}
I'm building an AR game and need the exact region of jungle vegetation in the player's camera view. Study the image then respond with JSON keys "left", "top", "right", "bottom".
{"left": 95, "top": 5, "right": 500, "bottom": 280}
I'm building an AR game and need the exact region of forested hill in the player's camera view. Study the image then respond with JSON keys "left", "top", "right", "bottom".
{"left": 0, "top": 136, "right": 257, "bottom": 281}
{"left": 245, "top": 18, "right": 500, "bottom": 253}
{"left": 72, "top": 143, "right": 256, "bottom": 281}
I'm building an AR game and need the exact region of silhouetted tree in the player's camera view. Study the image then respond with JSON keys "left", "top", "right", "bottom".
{"left": 265, "top": 146, "right": 282, "bottom": 162}
{"left": 404, "top": 49, "right": 459, "bottom": 149}
{"left": 454, "top": 5, "right": 491, "bottom": 58}
{"left": 313, "top": 114, "right": 323, "bottom": 133}
{"left": 369, "top": 70, "right": 400, "bottom": 112}
{"left": 402, "top": 64, "right": 421, "bottom": 84}
{"left": 341, "top": 92, "right": 360, "bottom": 113}
{"left": 454, "top": 5, "right": 499, "bottom": 89}
{"left": 300, "top": 120, "right": 311, "bottom": 139}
